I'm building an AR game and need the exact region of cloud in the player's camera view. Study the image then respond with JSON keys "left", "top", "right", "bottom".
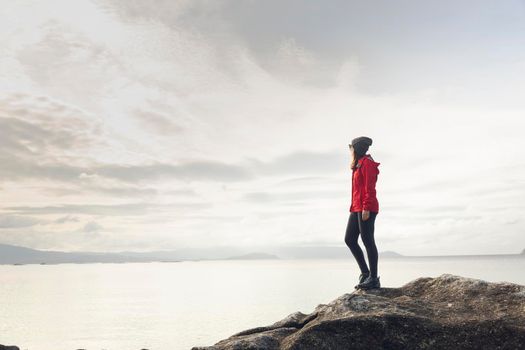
{"left": 0, "top": 106, "right": 347, "bottom": 184}
{"left": 273, "top": 176, "right": 330, "bottom": 186}
{"left": 1, "top": 0, "right": 524, "bottom": 254}
{"left": 4, "top": 202, "right": 211, "bottom": 216}
{"left": 244, "top": 149, "right": 346, "bottom": 176}
{"left": 0, "top": 157, "right": 87, "bottom": 182}
{"left": 54, "top": 215, "right": 81, "bottom": 224}
{"left": 0, "top": 93, "right": 250, "bottom": 184}
{"left": 0, "top": 93, "right": 104, "bottom": 156}
{"left": 92, "top": 149, "right": 349, "bottom": 183}
{"left": 0, "top": 93, "right": 106, "bottom": 184}
{"left": 82, "top": 221, "right": 103, "bottom": 233}
{"left": 133, "top": 108, "right": 186, "bottom": 136}
{"left": 94, "top": 161, "right": 255, "bottom": 183}
{"left": 243, "top": 189, "right": 345, "bottom": 203}
{"left": 40, "top": 184, "right": 158, "bottom": 197}
{"left": 0, "top": 215, "right": 42, "bottom": 228}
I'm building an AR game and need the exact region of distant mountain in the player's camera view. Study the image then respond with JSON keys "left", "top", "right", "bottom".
{"left": 225, "top": 252, "right": 280, "bottom": 260}
{"left": 380, "top": 250, "right": 404, "bottom": 258}
{"left": 118, "top": 247, "right": 247, "bottom": 261}
{"left": 8, "top": 242, "right": 520, "bottom": 265}
{"left": 0, "top": 244, "right": 406, "bottom": 264}
{"left": 261, "top": 246, "right": 404, "bottom": 259}
{"left": 122, "top": 246, "right": 382, "bottom": 260}
{"left": 0, "top": 243, "right": 168, "bottom": 265}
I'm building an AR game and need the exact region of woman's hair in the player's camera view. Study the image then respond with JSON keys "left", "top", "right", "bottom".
{"left": 350, "top": 145, "right": 369, "bottom": 171}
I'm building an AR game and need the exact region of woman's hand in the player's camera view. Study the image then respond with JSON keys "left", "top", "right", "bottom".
{"left": 362, "top": 210, "right": 370, "bottom": 221}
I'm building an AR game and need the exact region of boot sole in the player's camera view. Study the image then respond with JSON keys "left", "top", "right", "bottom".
{"left": 357, "top": 284, "right": 380, "bottom": 290}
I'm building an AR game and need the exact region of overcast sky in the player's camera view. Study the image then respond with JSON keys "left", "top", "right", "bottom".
{"left": 1, "top": 0, "right": 524, "bottom": 255}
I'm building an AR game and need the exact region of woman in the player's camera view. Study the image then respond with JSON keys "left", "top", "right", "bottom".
{"left": 344, "top": 136, "right": 381, "bottom": 290}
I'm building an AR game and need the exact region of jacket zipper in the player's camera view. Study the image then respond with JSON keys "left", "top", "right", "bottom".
{"left": 351, "top": 169, "right": 355, "bottom": 211}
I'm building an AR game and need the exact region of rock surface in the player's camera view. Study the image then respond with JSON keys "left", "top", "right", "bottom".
{"left": 192, "top": 273, "right": 525, "bottom": 350}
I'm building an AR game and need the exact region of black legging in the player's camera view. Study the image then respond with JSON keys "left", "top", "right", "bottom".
{"left": 344, "top": 211, "right": 379, "bottom": 278}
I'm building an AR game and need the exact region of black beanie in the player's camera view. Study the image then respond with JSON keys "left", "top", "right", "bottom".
{"left": 351, "top": 136, "right": 373, "bottom": 147}
{"left": 350, "top": 136, "right": 373, "bottom": 156}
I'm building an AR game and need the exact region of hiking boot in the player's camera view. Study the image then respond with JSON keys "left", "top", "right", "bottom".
{"left": 357, "top": 275, "right": 380, "bottom": 290}
{"left": 354, "top": 271, "right": 370, "bottom": 289}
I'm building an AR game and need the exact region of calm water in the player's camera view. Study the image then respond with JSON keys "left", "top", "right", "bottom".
{"left": 1, "top": 256, "right": 524, "bottom": 350}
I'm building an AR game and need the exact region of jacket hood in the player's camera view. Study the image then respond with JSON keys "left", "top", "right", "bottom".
{"left": 358, "top": 154, "right": 380, "bottom": 167}
{"left": 357, "top": 154, "right": 381, "bottom": 174}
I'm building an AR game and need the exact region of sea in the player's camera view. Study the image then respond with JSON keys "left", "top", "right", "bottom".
{"left": 1, "top": 255, "right": 524, "bottom": 350}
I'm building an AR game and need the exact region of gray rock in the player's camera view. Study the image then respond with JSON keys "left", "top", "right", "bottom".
{"left": 0, "top": 345, "right": 20, "bottom": 350}
{"left": 192, "top": 273, "right": 525, "bottom": 350}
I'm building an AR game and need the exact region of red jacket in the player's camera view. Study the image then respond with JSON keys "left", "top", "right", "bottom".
{"left": 350, "top": 154, "right": 380, "bottom": 213}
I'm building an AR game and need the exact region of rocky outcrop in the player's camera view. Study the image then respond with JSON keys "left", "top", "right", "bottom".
{"left": 192, "top": 274, "right": 525, "bottom": 350}
{"left": 0, "top": 345, "right": 20, "bottom": 350}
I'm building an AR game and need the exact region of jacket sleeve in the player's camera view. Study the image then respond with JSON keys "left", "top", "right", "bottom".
{"left": 362, "top": 161, "right": 378, "bottom": 211}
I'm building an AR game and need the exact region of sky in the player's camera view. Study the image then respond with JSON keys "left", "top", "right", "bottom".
{"left": 1, "top": 0, "right": 524, "bottom": 255}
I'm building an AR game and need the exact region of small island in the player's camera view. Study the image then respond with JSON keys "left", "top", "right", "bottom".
{"left": 379, "top": 250, "right": 404, "bottom": 258}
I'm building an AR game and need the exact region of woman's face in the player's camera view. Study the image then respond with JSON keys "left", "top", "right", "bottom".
{"left": 349, "top": 145, "right": 355, "bottom": 157}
